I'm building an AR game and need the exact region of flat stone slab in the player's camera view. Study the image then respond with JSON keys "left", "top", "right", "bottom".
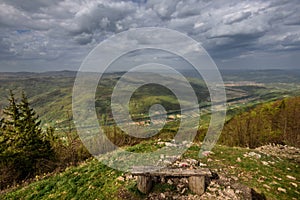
{"left": 131, "top": 166, "right": 212, "bottom": 195}
{"left": 131, "top": 167, "right": 212, "bottom": 177}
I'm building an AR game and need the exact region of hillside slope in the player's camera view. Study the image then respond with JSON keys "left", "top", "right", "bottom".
{"left": 1, "top": 141, "right": 299, "bottom": 200}
{"left": 220, "top": 97, "right": 300, "bottom": 148}
{"left": 1, "top": 70, "right": 299, "bottom": 129}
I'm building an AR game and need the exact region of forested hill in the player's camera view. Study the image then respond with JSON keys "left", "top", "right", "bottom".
{"left": 1, "top": 69, "right": 300, "bottom": 129}
{"left": 220, "top": 96, "right": 300, "bottom": 148}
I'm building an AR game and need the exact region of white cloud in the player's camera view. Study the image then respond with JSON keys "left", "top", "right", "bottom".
{"left": 146, "top": 0, "right": 180, "bottom": 19}
{"left": 66, "top": 1, "right": 136, "bottom": 34}
{"left": 223, "top": 11, "right": 252, "bottom": 25}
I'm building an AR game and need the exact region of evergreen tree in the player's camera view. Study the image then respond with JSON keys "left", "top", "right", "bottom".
{"left": 0, "top": 91, "right": 53, "bottom": 180}
{"left": 0, "top": 117, "right": 7, "bottom": 158}
{"left": 1, "top": 90, "right": 22, "bottom": 160}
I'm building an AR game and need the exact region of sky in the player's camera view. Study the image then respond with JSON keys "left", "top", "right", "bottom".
{"left": 0, "top": 0, "right": 300, "bottom": 72}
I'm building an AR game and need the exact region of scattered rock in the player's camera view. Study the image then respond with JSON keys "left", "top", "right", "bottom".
{"left": 160, "top": 193, "right": 165, "bottom": 199}
{"left": 176, "top": 183, "right": 185, "bottom": 192}
{"left": 271, "top": 181, "right": 279, "bottom": 185}
{"left": 244, "top": 152, "right": 261, "bottom": 159}
{"left": 178, "top": 162, "right": 189, "bottom": 168}
{"left": 277, "top": 187, "right": 286, "bottom": 193}
{"left": 181, "top": 188, "right": 187, "bottom": 194}
{"left": 163, "top": 160, "right": 173, "bottom": 165}
{"left": 274, "top": 176, "right": 282, "bottom": 181}
{"left": 291, "top": 182, "right": 297, "bottom": 187}
{"left": 189, "top": 159, "right": 198, "bottom": 165}
{"left": 235, "top": 189, "right": 241, "bottom": 194}
{"left": 167, "top": 179, "right": 173, "bottom": 185}
{"left": 165, "top": 142, "right": 176, "bottom": 147}
{"left": 171, "top": 158, "right": 201, "bottom": 169}
{"left": 125, "top": 174, "right": 134, "bottom": 181}
{"left": 116, "top": 176, "right": 125, "bottom": 182}
{"left": 268, "top": 161, "right": 275, "bottom": 165}
{"left": 202, "top": 151, "right": 214, "bottom": 157}
{"left": 236, "top": 157, "right": 241, "bottom": 162}
{"left": 208, "top": 186, "right": 218, "bottom": 192}
{"left": 225, "top": 188, "right": 236, "bottom": 199}
{"left": 263, "top": 184, "right": 271, "bottom": 189}
{"left": 181, "top": 178, "right": 188, "bottom": 184}
{"left": 199, "top": 163, "right": 207, "bottom": 167}
{"left": 286, "top": 175, "right": 296, "bottom": 180}
{"left": 261, "top": 161, "right": 269, "bottom": 166}
{"left": 256, "top": 144, "right": 300, "bottom": 162}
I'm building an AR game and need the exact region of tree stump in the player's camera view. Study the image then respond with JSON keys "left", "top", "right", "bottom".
{"left": 188, "top": 176, "right": 205, "bottom": 195}
{"left": 137, "top": 175, "right": 153, "bottom": 194}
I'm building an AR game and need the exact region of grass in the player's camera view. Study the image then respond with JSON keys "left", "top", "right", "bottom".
{"left": 2, "top": 159, "right": 123, "bottom": 200}
{"left": 1, "top": 140, "right": 299, "bottom": 200}
{"left": 185, "top": 145, "right": 300, "bottom": 200}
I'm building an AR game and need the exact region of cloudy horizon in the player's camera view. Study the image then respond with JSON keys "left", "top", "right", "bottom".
{"left": 0, "top": 0, "right": 300, "bottom": 72}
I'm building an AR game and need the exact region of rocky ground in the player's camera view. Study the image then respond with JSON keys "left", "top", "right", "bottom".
{"left": 143, "top": 157, "right": 265, "bottom": 200}
{"left": 118, "top": 141, "right": 300, "bottom": 200}
{"left": 256, "top": 144, "right": 300, "bottom": 163}
{"left": 118, "top": 157, "right": 267, "bottom": 199}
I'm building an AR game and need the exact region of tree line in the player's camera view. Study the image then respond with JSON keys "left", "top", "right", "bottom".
{"left": 219, "top": 97, "right": 300, "bottom": 148}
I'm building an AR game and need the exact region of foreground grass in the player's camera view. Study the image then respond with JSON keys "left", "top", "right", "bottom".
{"left": 1, "top": 140, "right": 299, "bottom": 200}
{"left": 1, "top": 159, "right": 124, "bottom": 200}
{"left": 184, "top": 144, "right": 300, "bottom": 200}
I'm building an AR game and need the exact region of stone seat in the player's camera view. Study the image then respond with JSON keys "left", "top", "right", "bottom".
{"left": 131, "top": 166, "right": 212, "bottom": 195}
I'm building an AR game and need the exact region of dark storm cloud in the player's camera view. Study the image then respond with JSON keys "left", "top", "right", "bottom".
{"left": 0, "top": 0, "right": 299, "bottom": 71}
